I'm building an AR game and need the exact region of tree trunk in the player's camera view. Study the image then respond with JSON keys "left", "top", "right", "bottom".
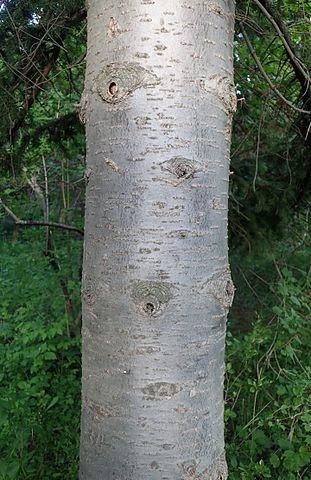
{"left": 80, "top": 1, "right": 236, "bottom": 478}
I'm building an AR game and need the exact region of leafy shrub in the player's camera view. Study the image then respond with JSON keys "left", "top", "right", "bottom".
{"left": 225, "top": 267, "right": 311, "bottom": 479}
{"left": 0, "top": 224, "right": 310, "bottom": 480}
{"left": 0, "top": 240, "right": 81, "bottom": 479}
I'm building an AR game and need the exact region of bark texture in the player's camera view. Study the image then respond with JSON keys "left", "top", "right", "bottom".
{"left": 80, "top": 1, "right": 236, "bottom": 478}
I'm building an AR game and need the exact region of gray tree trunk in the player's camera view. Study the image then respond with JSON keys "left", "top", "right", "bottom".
{"left": 80, "top": 1, "right": 236, "bottom": 478}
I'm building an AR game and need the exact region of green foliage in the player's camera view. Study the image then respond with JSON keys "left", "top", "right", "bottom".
{"left": 0, "top": 0, "right": 86, "bottom": 172}
{"left": 230, "top": 0, "right": 311, "bottom": 247}
{"left": 0, "top": 5, "right": 85, "bottom": 475}
{"left": 0, "top": 239, "right": 81, "bottom": 479}
{"left": 0, "top": 0, "right": 310, "bottom": 478}
{"left": 226, "top": 266, "right": 311, "bottom": 479}
{"left": 1, "top": 220, "right": 310, "bottom": 479}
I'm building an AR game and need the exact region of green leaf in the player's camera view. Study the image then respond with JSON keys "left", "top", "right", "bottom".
{"left": 0, "top": 460, "right": 19, "bottom": 479}
{"left": 44, "top": 351, "right": 57, "bottom": 360}
{"left": 46, "top": 396, "right": 59, "bottom": 411}
{"left": 278, "top": 438, "right": 292, "bottom": 450}
{"left": 253, "top": 430, "right": 272, "bottom": 448}
{"left": 270, "top": 453, "right": 280, "bottom": 468}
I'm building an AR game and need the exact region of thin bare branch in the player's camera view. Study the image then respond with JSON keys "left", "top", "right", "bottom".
{"left": 253, "top": 0, "right": 311, "bottom": 87}
{"left": 239, "top": 21, "right": 311, "bottom": 115}
{"left": 0, "top": 198, "right": 84, "bottom": 236}
{"left": 253, "top": 99, "right": 267, "bottom": 192}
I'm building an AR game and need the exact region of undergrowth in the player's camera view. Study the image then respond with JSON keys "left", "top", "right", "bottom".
{"left": 0, "top": 234, "right": 310, "bottom": 479}
{"left": 0, "top": 238, "right": 81, "bottom": 479}
{"left": 226, "top": 267, "right": 311, "bottom": 479}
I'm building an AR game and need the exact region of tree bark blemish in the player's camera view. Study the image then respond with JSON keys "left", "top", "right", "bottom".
{"left": 162, "top": 443, "right": 175, "bottom": 450}
{"left": 107, "top": 17, "right": 121, "bottom": 38}
{"left": 224, "top": 123, "right": 232, "bottom": 140}
{"left": 181, "top": 460, "right": 198, "bottom": 477}
{"left": 208, "top": 4, "right": 226, "bottom": 17}
{"left": 134, "top": 115, "right": 152, "bottom": 127}
{"left": 135, "top": 345, "right": 161, "bottom": 355}
{"left": 203, "top": 454, "right": 228, "bottom": 480}
{"left": 82, "top": 277, "right": 99, "bottom": 306}
{"left": 135, "top": 52, "right": 150, "bottom": 59}
{"left": 174, "top": 405, "right": 189, "bottom": 413}
{"left": 181, "top": 454, "right": 228, "bottom": 479}
{"left": 131, "top": 280, "right": 173, "bottom": 316}
{"left": 212, "top": 198, "right": 225, "bottom": 210}
{"left": 142, "top": 382, "right": 182, "bottom": 400}
{"left": 203, "top": 271, "right": 235, "bottom": 310}
{"left": 159, "top": 157, "right": 203, "bottom": 186}
{"left": 200, "top": 75, "right": 237, "bottom": 115}
{"left": 174, "top": 230, "right": 188, "bottom": 239}
{"left": 154, "top": 43, "right": 167, "bottom": 52}
{"left": 86, "top": 397, "right": 120, "bottom": 419}
{"left": 105, "top": 157, "right": 122, "bottom": 174}
{"left": 96, "top": 62, "right": 160, "bottom": 104}
{"left": 79, "top": 91, "right": 89, "bottom": 124}
{"left": 84, "top": 167, "right": 93, "bottom": 185}
{"left": 160, "top": 156, "right": 201, "bottom": 179}
{"left": 150, "top": 461, "right": 159, "bottom": 470}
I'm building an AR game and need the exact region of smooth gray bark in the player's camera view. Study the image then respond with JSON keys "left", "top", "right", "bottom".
{"left": 80, "top": 1, "right": 236, "bottom": 478}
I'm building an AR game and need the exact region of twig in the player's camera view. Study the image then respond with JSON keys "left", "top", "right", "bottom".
{"left": 253, "top": 99, "right": 267, "bottom": 192}
{"left": 23, "top": 169, "right": 47, "bottom": 216}
{"left": 237, "top": 265, "right": 263, "bottom": 304}
{"left": 271, "top": 255, "right": 283, "bottom": 280}
{"left": 42, "top": 156, "right": 49, "bottom": 222}
{"left": 252, "top": 0, "right": 310, "bottom": 86}
{"left": 0, "top": 198, "right": 84, "bottom": 236}
{"left": 239, "top": 21, "right": 311, "bottom": 115}
{"left": 42, "top": 155, "right": 50, "bottom": 252}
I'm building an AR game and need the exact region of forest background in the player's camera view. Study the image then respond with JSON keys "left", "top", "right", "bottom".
{"left": 0, "top": 0, "right": 310, "bottom": 479}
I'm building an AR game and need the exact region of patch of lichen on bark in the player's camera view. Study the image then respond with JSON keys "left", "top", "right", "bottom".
{"left": 161, "top": 156, "right": 202, "bottom": 179}
{"left": 201, "top": 75, "right": 237, "bottom": 115}
{"left": 142, "top": 382, "right": 182, "bottom": 400}
{"left": 181, "top": 454, "right": 228, "bottom": 479}
{"left": 82, "top": 275, "right": 99, "bottom": 306}
{"left": 96, "top": 62, "right": 159, "bottom": 104}
{"left": 131, "top": 280, "right": 172, "bottom": 316}
{"left": 203, "top": 271, "right": 235, "bottom": 310}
